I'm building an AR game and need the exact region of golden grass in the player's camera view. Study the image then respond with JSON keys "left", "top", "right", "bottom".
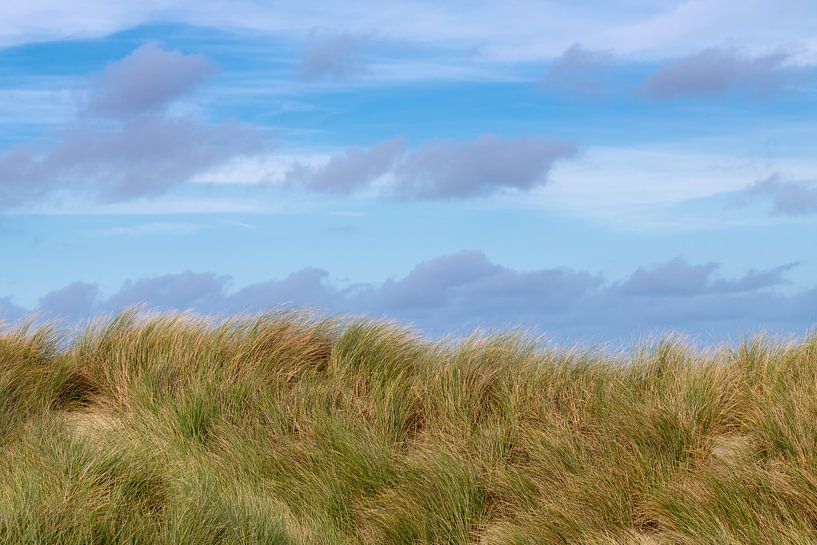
{"left": 1, "top": 311, "right": 816, "bottom": 544}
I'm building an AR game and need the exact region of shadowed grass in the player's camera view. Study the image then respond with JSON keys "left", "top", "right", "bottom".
{"left": 1, "top": 312, "right": 816, "bottom": 543}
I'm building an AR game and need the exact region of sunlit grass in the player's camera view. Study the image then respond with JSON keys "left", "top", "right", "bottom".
{"left": 1, "top": 311, "right": 816, "bottom": 543}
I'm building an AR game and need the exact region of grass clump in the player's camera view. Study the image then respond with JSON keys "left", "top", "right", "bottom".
{"left": 1, "top": 312, "right": 817, "bottom": 543}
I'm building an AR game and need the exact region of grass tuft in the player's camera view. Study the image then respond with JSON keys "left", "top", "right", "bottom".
{"left": 1, "top": 313, "right": 817, "bottom": 543}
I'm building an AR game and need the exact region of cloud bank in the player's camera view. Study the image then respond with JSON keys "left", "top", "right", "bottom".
{"left": 4, "top": 252, "right": 814, "bottom": 344}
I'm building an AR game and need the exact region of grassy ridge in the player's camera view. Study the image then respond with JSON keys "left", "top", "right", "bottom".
{"left": 1, "top": 312, "right": 817, "bottom": 544}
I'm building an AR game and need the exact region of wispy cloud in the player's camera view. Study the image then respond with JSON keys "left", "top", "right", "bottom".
{"left": 4, "top": 1, "right": 817, "bottom": 64}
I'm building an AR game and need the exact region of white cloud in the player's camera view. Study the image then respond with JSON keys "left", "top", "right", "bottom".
{"left": 542, "top": 144, "right": 814, "bottom": 213}
{"left": 597, "top": 0, "right": 817, "bottom": 59}
{"left": 3, "top": 1, "right": 817, "bottom": 64}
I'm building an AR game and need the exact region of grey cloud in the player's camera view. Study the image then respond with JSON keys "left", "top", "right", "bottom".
{"left": 299, "top": 32, "right": 370, "bottom": 81}
{"left": 0, "top": 44, "right": 267, "bottom": 209}
{"left": 734, "top": 175, "right": 817, "bottom": 216}
{"left": 102, "top": 271, "right": 231, "bottom": 315}
{"left": 97, "top": 269, "right": 340, "bottom": 318}
{"left": 0, "top": 296, "right": 26, "bottom": 324}
{"left": 372, "top": 251, "right": 506, "bottom": 310}
{"left": 618, "top": 257, "right": 795, "bottom": 297}
{"left": 711, "top": 263, "right": 798, "bottom": 293}
{"left": 285, "top": 138, "right": 405, "bottom": 194}
{"left": 7, "top": 253, "right": 811, "bottom": 344}
{"left": 229, "top": 268, "right": 338, "bottom": 312}
{"left": 542, "top": 43, "right": 613, "bottom": 94}
{"left": 619, "top": 258, "right": 718, "bottom": 296}
{"left": 37, "top": 282, "right": 98, "bottom": 320}
{"left": 369, "top": 251, "right": 602, "bottom": 314}
{"left": 392, "top": 135, "right": 578, "bottom": 199}
{"left": 0, "top": 115, "right": 265, "bottom": 205}
{"left": 86, "top": 42, "right": 215, "bottom": 118}
{"left": 643, "top": 48, "right": 797, "bottom": 99}
{"left": 284, "top": 135, "right": 577, "bottom": 199}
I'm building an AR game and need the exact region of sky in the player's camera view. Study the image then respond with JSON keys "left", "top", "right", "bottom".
{"left": 1, "top": 0, "right": 817, "bottom": 346}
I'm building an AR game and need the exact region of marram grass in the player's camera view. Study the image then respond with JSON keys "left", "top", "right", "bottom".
{"left": 1, "top": 311, "right": 817, "bottom": 544}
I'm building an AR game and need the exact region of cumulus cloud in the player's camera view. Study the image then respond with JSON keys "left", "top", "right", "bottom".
{"left": 541, "top": 43, "right": 613, "bottom": 94}
{"left": 733, "top": 175, "right": 817, "bottom": 216}
{"left": 284, "top": 135, "right": 578, "bottom": 199}
{"left": 642, "top": 47, "right": 798, "bottom": 99}
{"left": 85, "top": 42, "right": 215, "bottom": 118}
{"left": 299, "top": 32, "right": 370, "bottom": 80}
{"left": 0, "top": 44, "right": 268, "bottom": 209}
{"left": 9, "top": 252, "right": 815, "bottom": 344}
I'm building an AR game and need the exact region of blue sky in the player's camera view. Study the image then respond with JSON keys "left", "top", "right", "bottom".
{"left": 1, "top": 0, "right": 817, "bottom": 345}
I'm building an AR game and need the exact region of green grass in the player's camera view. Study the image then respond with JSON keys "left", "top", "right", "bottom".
{"left": 1, "top": 311, "right": 817, "bottom": 544}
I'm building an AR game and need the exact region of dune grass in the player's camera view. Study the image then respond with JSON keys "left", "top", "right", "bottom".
{"left": 1, "top": 311, "right": 817, "bottom": 544}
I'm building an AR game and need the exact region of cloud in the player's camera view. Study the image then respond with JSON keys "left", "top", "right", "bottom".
{"left": 9, "top": 253, "right": 815, "bottom": 344}
{"left": 85, "top": 42, "right": 215, "bottom": 118}
{"left": 617, "top": 257, "right": 796, "bottom": 296}
{"left": 642, "top": 47, "right": 799, "bottom": 99}
{"left": 284, "top": 138, "right": 405, "bottom": 194}
{"left": 229, "top": 268, "right": 338, "bottom": 311}
{"left": 37, "top": 282, "right": 99, "bottom": 321}
{"left": 285, "top": 135, "right": 578, "bottom": 199}
{"left": 392, "top": 135, "right": 578, "bottom": 199}
{"left": 733, "top": 175, "right": 817, "bottom": 216}
{"left": 370, "top": 251, "right": 508, "bottom": 309}
{"left": 365, "top": 251, "right": 603, "bottom": 319}
{"left": 102, "top": 271, "right": 232, "bottom": 315}
{"left": 0, "top": 44, "right": 268, "bottom": 209}
{"left": 541, "top": 43, "right": 613, "bottom": 94}
{"left": 0, "top": 296, "right": 26, "bottom": 324}
{"left": 299, "top": 32, "right": 370, "bottom": 80}
{"left": 0, "top": 115, "right": 265, "bottom": 206}
{"left": 3, "top": 1, "right": 816, "bottom": 65}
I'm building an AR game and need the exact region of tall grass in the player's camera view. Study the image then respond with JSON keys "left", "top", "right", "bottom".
{"left": 1, "top": 311, "right": 816, "bottom": 543}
